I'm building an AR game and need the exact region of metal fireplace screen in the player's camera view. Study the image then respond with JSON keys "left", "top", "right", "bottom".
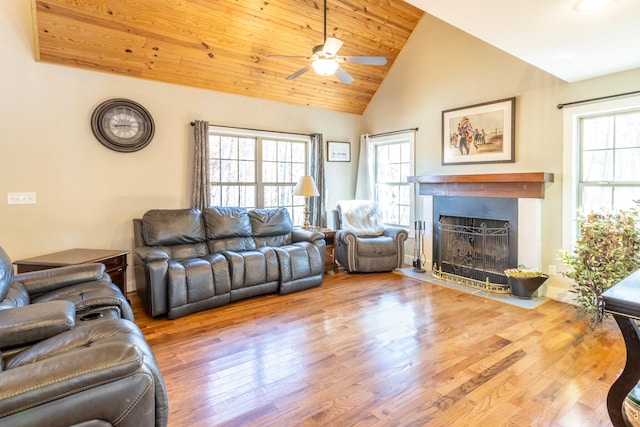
{"left": 437, "top": 216, "right": 510, "bottom": 285}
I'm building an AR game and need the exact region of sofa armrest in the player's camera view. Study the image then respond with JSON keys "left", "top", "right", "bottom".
{"left": 135, "top": 246, "right": 171, "bottom": 263}
{"left": 0, "top": 342, "right": 145, "bottom": 418}
{"left": 292, "top": 229, "right": 325, "bottom": 244}
{"left": 14, "top": 264, "right": 107, "bottom": 297}
{"left": 0, "top": 301, "right": 75, "bottom": 349}
{"left": 335, "top": 230, "right": 358, "bottom": 272}
{"left": 336, "top": 229, "right": 357, "bottom": 244}
{"left": 383, "top": 227, "right": 409, "bottom": 240}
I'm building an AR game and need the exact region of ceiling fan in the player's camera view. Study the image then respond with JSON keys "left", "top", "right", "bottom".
{"left": 267, "top": 0, "right": 387, "bottom": 84}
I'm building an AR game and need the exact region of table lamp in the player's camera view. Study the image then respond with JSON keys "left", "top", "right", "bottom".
{"left": 293, "top": 175, "right": 319, "bottom": 228}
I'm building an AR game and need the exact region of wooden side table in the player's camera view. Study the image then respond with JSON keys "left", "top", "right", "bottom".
{"left": 14, "top": 248, "right": 130, "bottom": 297}
{"left": 320, "top": 229, "right": 338, "bottom": 274}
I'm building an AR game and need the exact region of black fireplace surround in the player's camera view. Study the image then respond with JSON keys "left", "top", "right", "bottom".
{"left": 432, "top": 196, "right": 518, "bottom": 284}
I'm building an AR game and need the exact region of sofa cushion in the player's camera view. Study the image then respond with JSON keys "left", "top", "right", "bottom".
{"left": 356, "top": 235, "right": 398, "bottom": 257}
{"left": 204, "top": 207, "right": 256, "bottom": 252}
{"left": 250, "top": 207, "right": 293, "bottom": 247}
{"left": 166, "top": 253, "right": 231, "bottom": 319}
{"left": 142, "top": 209, "right": 206, "bottom": 246}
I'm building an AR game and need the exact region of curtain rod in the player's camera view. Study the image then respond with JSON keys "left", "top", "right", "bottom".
{"left": 190, "top": 121, "right": 312, "bottom": 137}
{"left": 556, "top": 90, "right": 640, "bottom": 109}
{"left": 370, "top": 127, "right": 418, "bottom": 138}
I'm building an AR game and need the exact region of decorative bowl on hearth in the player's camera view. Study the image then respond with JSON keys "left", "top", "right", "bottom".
{"left": 504, "top": 266, "right": 549, "bottom": 299}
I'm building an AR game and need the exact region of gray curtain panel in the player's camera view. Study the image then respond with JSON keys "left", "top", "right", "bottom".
{"left": 309, "top": 133, "right": 327, "bottom": 228}
{"left": 192, "top": 120, "right": 210, "bottom": 211}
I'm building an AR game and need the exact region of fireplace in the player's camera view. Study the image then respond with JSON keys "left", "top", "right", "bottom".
{"left": 433, "top": 197, "right": 518, "bottom": 290}
{"left": 407, "top": 172, "right": 554, "bottom": 293}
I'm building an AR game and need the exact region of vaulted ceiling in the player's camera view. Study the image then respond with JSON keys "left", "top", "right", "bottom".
{"left": 32, "top": 0, "right": 424, "bottom": 115}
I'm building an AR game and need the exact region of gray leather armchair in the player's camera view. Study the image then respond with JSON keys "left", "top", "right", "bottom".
{"left": 333, "top": 200, "right": 408, "bottom": 273}
{"left": 0, "top": 246, "right": 133, "bottom": 321}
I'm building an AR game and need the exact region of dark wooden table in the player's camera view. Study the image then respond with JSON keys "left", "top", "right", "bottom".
{"left": 602, "top": 269, "right": 640, "bottom": 426}
{"left": 14, "top": 248, "right": 130, "bottom": 297}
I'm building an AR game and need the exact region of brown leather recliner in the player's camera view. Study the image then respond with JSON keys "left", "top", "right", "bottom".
{"left": 0, "top": 246, "right": 133, "bottom": 321}
{"left": 0, "top": 246, "right": 168, "bottom": 426}
{"left": 0, "top": 305, "right": 168, "bottom": 426}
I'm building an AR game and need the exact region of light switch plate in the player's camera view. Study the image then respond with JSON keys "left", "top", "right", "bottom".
{"left": 7, "top": 192, "right": 36, "bottom": 205}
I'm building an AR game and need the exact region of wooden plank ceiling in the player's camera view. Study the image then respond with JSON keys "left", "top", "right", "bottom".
{"left": 32, "top": 0, "right": 424, "bottom": 115}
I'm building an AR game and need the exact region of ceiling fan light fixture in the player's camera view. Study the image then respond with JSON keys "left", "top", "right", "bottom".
{"left": 574, "top": 0, "right": 616, "bottom": 11}
{"left": 312, "top": 58, "right": 339, "bottom": 76}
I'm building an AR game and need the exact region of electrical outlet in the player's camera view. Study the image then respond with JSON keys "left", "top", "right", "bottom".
{"left": 7, "top": 192, "right": 36, "bottom": 205}
{"left": 548, "top": 264, "right": 557, "bottom": 276}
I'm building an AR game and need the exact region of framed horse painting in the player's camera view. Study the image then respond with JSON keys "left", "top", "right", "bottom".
{"left": 442, "top": 97, "right": 515, "bottom": 165}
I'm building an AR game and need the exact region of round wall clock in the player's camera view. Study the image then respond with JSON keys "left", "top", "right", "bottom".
{"left": 91, "top": 98, "right": 155, "bottom": 152}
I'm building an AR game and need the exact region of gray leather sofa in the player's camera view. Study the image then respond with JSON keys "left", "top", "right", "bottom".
{"left": 133, "top": 206, "right": 325, "bottom": 319}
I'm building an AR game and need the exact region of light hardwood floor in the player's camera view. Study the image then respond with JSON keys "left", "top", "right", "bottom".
{"left": 130, "top": 271, "right": 625, "bottom": 426}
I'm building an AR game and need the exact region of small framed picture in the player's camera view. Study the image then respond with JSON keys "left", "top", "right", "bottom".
{"left": 327, "top": 141, "right": 351, "bottom": 162}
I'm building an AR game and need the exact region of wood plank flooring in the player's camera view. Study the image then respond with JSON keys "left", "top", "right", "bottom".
{"left": 130, "top": 271, "right": 625, "bottom": 426}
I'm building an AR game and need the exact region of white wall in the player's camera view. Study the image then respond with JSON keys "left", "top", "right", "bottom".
{"left": 362, "top": 13, "right": 640, "bottom": 300}
{"left": 0, "top": 0, "right": 361, "bottom": 290}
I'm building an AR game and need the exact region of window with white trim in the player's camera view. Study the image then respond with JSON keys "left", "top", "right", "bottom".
{"left": 562, "top": 95, "right": 640, "bottom": 247}
{"left": 578, "top": 110, "right": 640, "bottom": 213}
{"left": 371, "top": 132, "right": 415, "bottom": 227}
{"left": 208, "top": 127, "right": 309, "bottom": 225}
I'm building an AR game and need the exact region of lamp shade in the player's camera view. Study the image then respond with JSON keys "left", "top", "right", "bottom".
{"left": 293, "top": 176, "right": 320, "bottom": 197}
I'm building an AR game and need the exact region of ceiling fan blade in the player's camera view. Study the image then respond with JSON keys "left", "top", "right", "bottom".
{"left": 286, "top": 65, "right": 312, "bottom": 80}
{"left": 335, "top": 66, "right": 354, "bottom": 84}
{"left": 323, "top": 37, "right": 343, "bottom": 56}
{"left": 268, "top": 55, "right": 311, "bottom": 60}
{"left": 339, "top": 56, "right": 387, "bottom": 65}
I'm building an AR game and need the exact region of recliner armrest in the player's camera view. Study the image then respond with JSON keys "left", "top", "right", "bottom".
{"left": 292, "top": 229, "right": 325, "bottom": 244}
{"left": 135, "top": 246, "right": 171, "bottom": 262}
{"left": 15, "top": 264, "right": 107, "bottom": 296}
{"left": 0, "top": 301, "right": 75, "bottom": 349}
{"left": 383, "top": 227, "right": 409, "bottom": 240}
{"left": 0, "top": 342, "right": 146, "bottom": 419}
{"left": 336, "top": 229, "right": 357, "bottom": 243}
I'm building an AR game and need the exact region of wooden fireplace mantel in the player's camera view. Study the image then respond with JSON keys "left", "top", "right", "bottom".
{"left": 407, "top": 172, "right": 554, "bottom": 199}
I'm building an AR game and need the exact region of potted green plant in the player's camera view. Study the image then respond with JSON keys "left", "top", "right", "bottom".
{"left": 560, "top": 207, "right": 640, "bottom": 327}
{"left": 504, "top": 266, "right": 548, "bottom": 299}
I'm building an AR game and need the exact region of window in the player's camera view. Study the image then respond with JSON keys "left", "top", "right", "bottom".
{"left": 562, "top": 95, "right": 640, "bottom": 247}
{"left": 208, "top": 127, "right": 309, "bottom": 225}
{"left": 371, "top": 132, "right": 415, "bottom": 227}
{"left": 579, "top": 111, "right": 640, "bottom": 213}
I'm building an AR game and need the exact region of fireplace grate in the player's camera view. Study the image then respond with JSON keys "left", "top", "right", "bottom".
{"left": 436, "top": 217, "right": 510, "bottom": 290}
